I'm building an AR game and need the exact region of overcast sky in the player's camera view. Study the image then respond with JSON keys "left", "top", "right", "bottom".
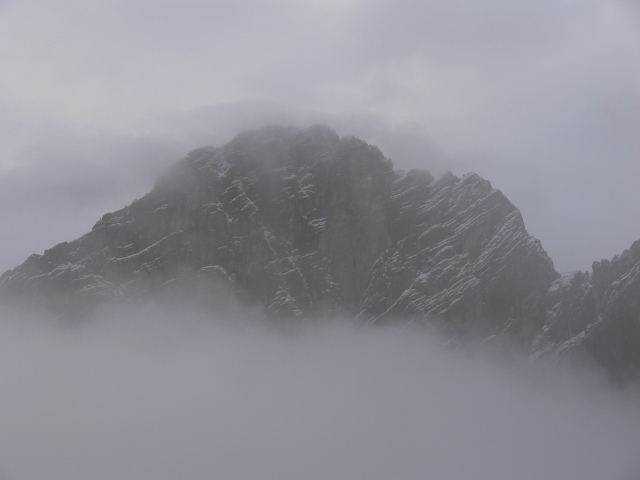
{"left": 1, "top": 0, "right": 639, "bottom": 273}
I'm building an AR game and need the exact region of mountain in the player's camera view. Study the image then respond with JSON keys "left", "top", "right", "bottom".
{"left": 1, "top": 125, "right": 638, "bottom": 382}
{"left": 532, "top": 240, "right": 640, "bottom": 382}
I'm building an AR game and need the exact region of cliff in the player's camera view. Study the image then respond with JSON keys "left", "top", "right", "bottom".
{"left": 1, "top": 125, "right": 638, "bottom": 382}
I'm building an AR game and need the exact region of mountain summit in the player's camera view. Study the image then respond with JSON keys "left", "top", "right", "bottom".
{"left": 2, "top": 125, "right": 639, "bottom": 382}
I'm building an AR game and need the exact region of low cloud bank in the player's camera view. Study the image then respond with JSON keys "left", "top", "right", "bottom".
{"left": 1, "top": 307, "right": 639, "bottom": 480}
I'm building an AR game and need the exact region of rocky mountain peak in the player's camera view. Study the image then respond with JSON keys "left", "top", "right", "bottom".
{"left": 2, "top": 125, "right": 639, "bottom": 383}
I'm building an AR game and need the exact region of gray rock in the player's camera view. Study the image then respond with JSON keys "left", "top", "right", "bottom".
{"left": 532, "top": 240, "right": 640, "bottom": 383}
{"left": 2, "top": 124, "right": 639, "bottom": 383}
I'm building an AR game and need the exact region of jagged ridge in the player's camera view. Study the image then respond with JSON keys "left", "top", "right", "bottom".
{"left": 533, "top": 240, "right": 640, "bottom": 382}
{"left": 1, "top": 125, "right": 639, "bottom": 382}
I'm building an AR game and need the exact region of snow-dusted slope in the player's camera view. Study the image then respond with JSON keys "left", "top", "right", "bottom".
{"left": 0, "top": 125, "right": 554, "bottom": 326}
{"left": 1, "top": 125, "right": 639, "bottom": 382}
{"left": 0, "top": 126, "right": 395, "bottom": 319}
{"left": 532, "top": 240, "right": 640, "bottom": 382}
{"left": 359, "top": 170, "right": 556, "bottom": 342}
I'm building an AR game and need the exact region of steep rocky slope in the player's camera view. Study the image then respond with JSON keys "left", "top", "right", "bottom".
{"left": 1, "top": 125, "right": 638, "bottom": 381}
{"left": 0, "top": 126, "right": 396, "bottom": 319}
{"left": 359, "top": 169, "right": 556, "bottom": 345}
{"left": 532, "top": 240, "right": 640, "bottom": 383}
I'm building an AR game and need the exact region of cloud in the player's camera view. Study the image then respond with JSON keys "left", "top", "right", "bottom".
{"left": 0, "top": 307, "right": 639, "bottom": 480}
{"left": 2, "top": 3, "right": 640, "bottom": 477}
{"left": 0, "top": 0, "right": 639, "bottom": 273}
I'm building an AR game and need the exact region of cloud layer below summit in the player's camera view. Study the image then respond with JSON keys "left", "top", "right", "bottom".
{"left": 1, "top": 308, "right": 640, "bottom": 480}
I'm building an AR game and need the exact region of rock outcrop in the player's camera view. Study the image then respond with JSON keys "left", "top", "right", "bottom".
{"left": 1, "top": 125, "right": 639, "bottom": 382}
{"left": 532, "top": 240, "right": 640, "bottom": 383}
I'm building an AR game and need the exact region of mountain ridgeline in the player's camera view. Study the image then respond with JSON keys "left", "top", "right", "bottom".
{"left": 2, "top": 125, "right": 639, "bottom": 382}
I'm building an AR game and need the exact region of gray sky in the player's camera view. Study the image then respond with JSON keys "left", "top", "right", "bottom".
{"left": 1, "top": 0, "right": 639, "bottom": 273}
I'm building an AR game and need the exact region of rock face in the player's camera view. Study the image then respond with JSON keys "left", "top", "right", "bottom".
{"left": 358, "top": 169, "right": 556, "bottom": 345}
{"left": 532, "top": 240, "right": 640, "bottom": 383}
{"left": 1, "top": 125, "right": 639, "bottom": 382}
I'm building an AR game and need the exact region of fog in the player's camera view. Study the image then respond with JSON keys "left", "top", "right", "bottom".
{"left": 1, "top": 306, "right": 639, "bottom": 480}
{"left": 2, "top": 2, "right": 639, "bottom": 478}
